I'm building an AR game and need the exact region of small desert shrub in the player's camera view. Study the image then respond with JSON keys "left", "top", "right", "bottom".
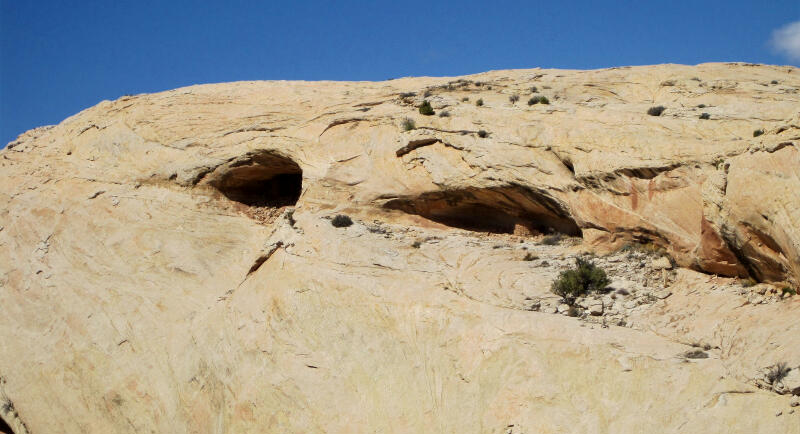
{"left": 331, "top": 214, "right": 353, "bottom": 228}
{"left": 411, "top": 240, "right": 422, "bottom": 248}
{"left": 660, "top": 80, "right": 676, "bottom": 87}
{"left": 699, "top": 113, "right": 710, "bottom": 120}
{"left": 477, "top": 130, "right": 488, "bottom": 138}
{"left": 782, "top": 286, "right": 798, "bottom": 296}
{"left": 438, "top": 110, "right": 450, "bottom": 117}
{"left": 523, "top": 252, "right": 538, "bottom": 261}
{"left": 528, "top": 95, "right": 549, "bottom": 105}
{"left": 753, "top": 129, "right": 764, "bottom": 137}
{"left": 462, "top": 97, "right": 469, "bottom": 102}
{"left": 691, "top": 341, "right": 713, "bottom": 351}
{"left": 530, "top": 86, "right": 538, "bottom": 93}
{"left": 766, "top": 362, "right": 791, "bottom": 384}
{"left": 647, "top": 106, "right": 666, "bottom": 116}
{"left": 541, "top": 233, "right": 564, "bottom": 245}
{"left": 476, "top": 98, "right": 484, "bottom": 106}
{"left": 399, "top": 92, "right": 416, "bottom": 98}
{"left": 509, "top": 95, "right": 520, "bottom": 103}
{"left": 418, "top": 100, "right": 435, "bottom": 116}
{"left": 771, "top": 80, "right": 779, "bottom": 85}
{"left": 423, "top": 90, "right": 432, "bottom": 97}
{"left": 551, "top": 257, "right": 610, "bottom": 303}
{"left": 401, "top": 117, "right": 416, "bottom": 131}
{"left": 697, "top": 103, "right": 706, "bottom": 108}
{"left": 740, "top": 277, "right": 756, "bottom": 287}
{"left": 684, "top": 349, "right": 709, "bottom": 359}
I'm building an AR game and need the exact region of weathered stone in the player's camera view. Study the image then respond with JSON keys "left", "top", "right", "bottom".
{"left": 783, "top": 368, "right": 800, "bottom": 395}
{"left": 651, "top": 257, "right": 672, "bottom": 270}
{"left": 2, "top": 64, "right": 800, "bottom": 433}
{"left": 654, "top": 289, "right": 672, "bottom": 300}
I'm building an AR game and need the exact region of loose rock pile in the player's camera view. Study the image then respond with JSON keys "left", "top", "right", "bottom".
{"left": 754, "top": 363, "right": 800, "bottom": 396}
{"left": 527, "top": 249, "right": 677, "bottom": 327}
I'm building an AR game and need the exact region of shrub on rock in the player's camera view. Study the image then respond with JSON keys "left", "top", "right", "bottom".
{"left": 528, "top": 95, "right": 549, "bottom": 105}
{"left": 418, "top": 100, "right": 435, "bottom": 116}
{"left": 551, "top": 258, "right": 609, "bottom": 304}
{"left": 331, "top": 214, "right": 353, "bottom": 228}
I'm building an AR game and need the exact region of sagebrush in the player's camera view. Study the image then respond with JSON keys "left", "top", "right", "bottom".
{"left": 551, "top": 257, "right": 610, "bottom": 303}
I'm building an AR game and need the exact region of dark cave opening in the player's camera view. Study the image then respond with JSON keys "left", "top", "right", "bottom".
{"left": 0, "top": 416, "right": 13, "bottom": 434}
{"left": 384, "top": 186, "right": 582, "bottom": 237}
{"left": 212, "top": 153, "right": 303, "bottom": 208}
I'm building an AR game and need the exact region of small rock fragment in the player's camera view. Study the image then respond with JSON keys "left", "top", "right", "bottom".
{"left": 651, "top": 257, "right": 672, "bottom": 270}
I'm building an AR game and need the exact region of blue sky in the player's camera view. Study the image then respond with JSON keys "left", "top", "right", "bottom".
{"left": 2, "top": 0, "right": 799, "bottom": 146}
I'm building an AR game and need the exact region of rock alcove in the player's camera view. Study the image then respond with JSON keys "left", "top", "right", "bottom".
{"left": 210, "top": 151, "right": 302, "bottom": 223}
{"left": 384, "top": 186, "right": 582, "bottom": 237}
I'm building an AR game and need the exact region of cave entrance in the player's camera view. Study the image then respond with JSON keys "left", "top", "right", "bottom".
{"left": 384, "top": 186, "right": 581, "bottom": 236}
{"left": 0, "top": 416, "right": 13, "bottom": 434}
{"left": 213, "top": 152, "right": 302, "bottom": 208}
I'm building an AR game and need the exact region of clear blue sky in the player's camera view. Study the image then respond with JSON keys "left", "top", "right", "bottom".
{"left": 2, "top": 0, "right": 799, "bottom": 146}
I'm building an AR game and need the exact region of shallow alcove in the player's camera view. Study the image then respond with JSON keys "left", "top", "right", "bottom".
{"left": 384, "top": 186, "right": 582, "bottom": 236}
{"left": 212, "top": 152, "right": 303, "bottom": 209}
{"left": 0, "top": 416, "right": 13, "bottom": 434}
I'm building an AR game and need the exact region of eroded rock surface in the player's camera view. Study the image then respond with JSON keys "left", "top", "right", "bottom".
{"left": 1, "top": 63, "right": 799, "bottom": 433}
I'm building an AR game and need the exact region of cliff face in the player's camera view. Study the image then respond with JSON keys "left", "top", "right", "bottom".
{"left": 1, "top": 63, "right": 799, "bottom": 433}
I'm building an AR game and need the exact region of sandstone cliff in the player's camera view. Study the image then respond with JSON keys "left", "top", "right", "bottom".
{"left": 1, "top": 63, "right": 799, "bottom": 433}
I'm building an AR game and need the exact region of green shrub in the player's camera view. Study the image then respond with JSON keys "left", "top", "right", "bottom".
{"left": 697, "top": 103, "right": 706, "bottom": 108}
{"left": 401, "top": 118, "right": 416, "bottom": 131}
{"left": 530, "top": 86, "right": 538, "bottom": 93}
{"left": 753, "top": 129, "right": 764, "bottom": 137}
{"left": 647, "top": 106, "right": 666, "bottom": 116}
{"left": 419, "top": 100, "right": 435, "bottom": 116}
{"left": 767, "top": 362, "right": 791, "bottom": 384}
{"left": 528, "top": 96, "right": 549, "bottom": 105}
{"left": 699, "top": 113, "right": 710, "bottom": 120}
{"left": 477, "top": 130, "right": 488, "bottom": 138}
{"left": 462, "top": 97, "right": 469, "bottom": 102}
{"left": 740, "top": 277, "right": 756, "bottom": 287}
{"left": 331, "top": 214, "right": 353, "bottom": 228}
{"left": 438, "top": 110, "right": 450, "bottom": 117}
{"left": 541, "top": 233, "right": 564, "bottom": 245}
{"left": 551, "top": 258, "right": 610, "bottom": 303}
{"left": 476, "top": 98, "right": 484, "bottom": 106}
{"left": 771, "top": 80, "right": 779, "bottom": 85}
{"left": 509, "top": 95, "right": 520, "bottom": 103}
{"left": 781, "top": 286, "right": 797, "bottom": 296}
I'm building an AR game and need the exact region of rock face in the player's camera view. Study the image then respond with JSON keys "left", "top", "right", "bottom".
{"left": 1, "top": 63, "right": 799, "bottom": 433}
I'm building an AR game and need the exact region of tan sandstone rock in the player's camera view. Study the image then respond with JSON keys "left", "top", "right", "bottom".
{"left": 1, "top": 63, "right": 799, "bottom": 433}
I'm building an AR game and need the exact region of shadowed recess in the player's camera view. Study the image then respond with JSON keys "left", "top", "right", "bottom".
{"left": 384, "top": 186, "right": 581, "bottom": 236}
{"left": 0, "top": 415, "right": 13, "bottom": 434}
{"left": 212, "top": 152, "right": 302, "bottom": 208}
